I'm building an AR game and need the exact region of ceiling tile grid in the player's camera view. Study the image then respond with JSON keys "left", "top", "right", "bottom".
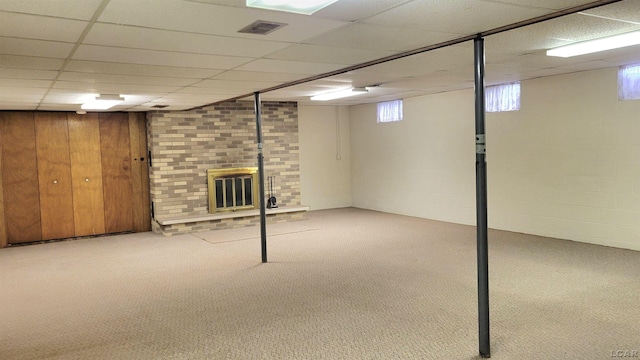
{"left": 0, "top": 0, "right": 638, "bottom": 111}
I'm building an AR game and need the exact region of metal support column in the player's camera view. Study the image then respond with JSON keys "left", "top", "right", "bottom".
{"left": 474, "top": 35, "right": 491, "bottom": 358}
{"left": 254, "top": 92, "right": 267, "bottom": 263}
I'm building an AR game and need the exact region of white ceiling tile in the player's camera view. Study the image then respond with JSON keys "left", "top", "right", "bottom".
{"left": 0, "top": 0, "right": 103, "bottom": 20}
{"left": 153, "top": 93, "right": 222, "bottom": 100}
{"left": 0, "top": 12, "right": 87, "bottom": 42}
{"left": 581, "top": 0, "right": 640, "bottom": 24}
{"left": 484, "top": 12, "right": 640, "bottom": 57}
{"left": 212, "top": 70, "right": 303, "bottom": 82}
{"left": 42, "top": 93, "right": 104, "bottom": 104}
{"left": 266, "top": 44, "right": 396, "bottom": 65}
{"left": 0, "top": 93, "right": 43, "bottom": 102}
{"left": 99, "top": 0, "right": 347, "bottom": 42}
{"left": 0, "top": 102, "right": 38, "bottom": 110}
{"left": 58, "top": 72, "right": 198, "bottom": 87}
{"left": 553, "top": 60, "right": 617, "bottom": 73}
{"left": 353, "top": 45, "right": 474, "bottom": 78}
{"left": 192, "top": 79, "right": 280, "bottom": 89}
{"left": 52, "top": 81, "right": 183, "bottom": 94}
{"left": 600, "top": 49, "right": 640, "bottom": 67}
{"left": 364, "top": 0, "right": 550, "bottom": 35}
{"left": 484, "top": 62, "right": 543, "bottom": 81}
{"left": 313, "top": 0, "right": 413, "bottom": 21}
{"left": 479, "top": 0, "right": 594, "bottom": 10}
{"left": 320, "top": 72, "right": 401, "bottom": 88}
{"left": 42, "top": 93, "right": 161, "bottom": 106}
{"left": 491, "top": 53, "right": 573, "bottom": 70}
{"left": 0, "top": 68, "right": 58, "bottom": 80}
{"left": 307, "top": 23, "right": 459, "bottom": 51}
{"left": 0, "top": 78, "right": 52, "bottom": 88}
{"left": 72, "top": 45, "right": 253, "bottom": 69}
{"left": 37, "top": 102, "right": 137, "bottom": 111}
{"left": 85, "top": 23, "right": 291, "bottom": 58}
{"left": 0, "top": 55, "right": 65, "bottom": 70}
{"left": 0, "top": 86, "right": 48, "bottom": 95}
{"left": 235, "top": 59, "right": 344, "bottom": 74}
{"left": 0, "top": 37, "right": 74, "bottom": 58}
{"left": 183, "top": 0, "right": 244, "bottom": 7}
{"left": 384, "top": 69, "right": 474, "bottom": 90}
{"left": 65, "top": 60, "right": 224, "bottom": 78}
{"left": 175, "top": 87, "right": 249, "bottom": 95}
{"left": 37, "top": 103, "right": 84, "bottom": 111}
{"left": 520, "top": 66, "right": 585, "bottom": 80}
{"left": 541, "top": 13, "right": 640, "bottom": 42}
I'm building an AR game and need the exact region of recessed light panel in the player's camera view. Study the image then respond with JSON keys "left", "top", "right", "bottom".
{"left": 310, "top": 87, "right": 368, "bottom": 101}
{"left": 246, "top": 0, "right": 339, "bottom": 15}
{"left": 81, "top": 94, "right": 124, "bottom": 110}
{"left": 547, "top": 31, "right": 640, "bottom": 58}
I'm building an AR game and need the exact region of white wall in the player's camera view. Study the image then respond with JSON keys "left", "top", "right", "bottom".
{"left": 298, "top": 105, "right": 352, "bottom": 210}
{"left": 350, "top": 67, "right": 640, "bottom": 251}
{"left": 350, "top": 91, "right": 476, "bottom": 224}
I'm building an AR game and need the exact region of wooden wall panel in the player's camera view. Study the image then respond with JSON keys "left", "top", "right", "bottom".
{"left": 100, "top": 113, "right": 134, "bottom": 233}
{"left": 0, "top": 125, "right": 6, "bottom": 248}
{"left": 68, "top": 113, "right": 106, "bottom": 236}
{"left": 0, "top": 112, "right": 42, "bottom": 243}
{"left": 35, "top": 112, "right": 75, "bottom": 240}
{"left": 129, "top": 113, "right": 151, "bottom": 232}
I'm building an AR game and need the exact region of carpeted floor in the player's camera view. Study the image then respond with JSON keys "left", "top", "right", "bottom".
{"left": 0, "top": 208, "right": 638, "bottom": 360}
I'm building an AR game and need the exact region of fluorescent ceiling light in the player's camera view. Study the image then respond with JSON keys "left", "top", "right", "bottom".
{"left": 310, "top": 87, "right": 368, "bottom": 101}
{"left": 246, "top": 0, "right": 339, "bottom": 15}
{"left": 547, "top": 31, "right": 640, "bottom": 58}
{"left": 81, "top": 94, "right": 124, "bottom": 110}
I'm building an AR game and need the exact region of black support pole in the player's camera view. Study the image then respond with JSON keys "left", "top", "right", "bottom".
{"left": 254, "top": 92, "right": 267, "bottom": 263}
{"left": 474, "top": 35, "right": 491, "bottom": 358}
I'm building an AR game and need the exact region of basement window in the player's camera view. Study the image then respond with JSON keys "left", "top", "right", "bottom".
{"left": 486, "top": 82, "right": 520, "bottom": 112}
{"left": 618, "top": 64, "right": 640, "bottom": 100}
{"left": 377, "top": 99, "right": 403, "bottom": 123}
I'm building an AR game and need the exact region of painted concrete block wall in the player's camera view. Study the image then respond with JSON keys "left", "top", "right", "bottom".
{"left": 487, "top": 67, "right": 640, "bottom": 251}
{"left": 350, "top": 66, "right": 640, "bottom": 251}
{"left": 298, "top": 105, "right": 352, "bottom": 210}
{"left": 350, "top": 91, "right": 476, "bottom": 225}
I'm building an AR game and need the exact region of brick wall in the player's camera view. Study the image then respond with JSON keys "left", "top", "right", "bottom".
{"left": 147, "top": 100, "right": 303, "bottom": 235}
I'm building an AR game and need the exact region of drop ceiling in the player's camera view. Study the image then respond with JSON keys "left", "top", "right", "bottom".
{"left": 0, "top": 0, "right": 639, "bottom": 111}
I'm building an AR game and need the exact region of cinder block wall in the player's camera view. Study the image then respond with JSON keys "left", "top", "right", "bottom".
{"left": 147, "top": 100, "right": 302, "bottom": 235}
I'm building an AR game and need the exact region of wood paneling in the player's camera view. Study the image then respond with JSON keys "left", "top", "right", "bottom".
{"left": 129, "top": 113, "right": 151, "bottom": 232}
{"left": 100, "top": 113, "right": 134, "bottom": 233}
{"left": 0, "top": 125, "right": 6, "bottom": 248}
{"left": 0, "top": 111, "right": 150, "bottom": 247}
{"left": 35, "top": 112, "right": 75, "bottom": 240}
{"left": 0, "top": 112, "right": 42, "bottom": 243}
{"left": 68, "top": 113, "right": 106, "bottom": 236}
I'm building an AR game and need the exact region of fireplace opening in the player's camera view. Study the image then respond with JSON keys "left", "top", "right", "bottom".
{"left": 207, "top": 167, "right": 258, "bottom": 213}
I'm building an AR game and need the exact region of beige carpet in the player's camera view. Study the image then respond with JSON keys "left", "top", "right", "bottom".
{"left": 0, "top": 208, "right": 638, "bottom": 360}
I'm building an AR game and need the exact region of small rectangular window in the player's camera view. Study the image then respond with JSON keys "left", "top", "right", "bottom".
{"left": 618, "top": 64, "right": 640, "bottom": 100}
{"left": 486, "top": 82, "right": 520, "bottom": 112}
{"left": 377, "top": 99, "right": 403, "bottom": 123}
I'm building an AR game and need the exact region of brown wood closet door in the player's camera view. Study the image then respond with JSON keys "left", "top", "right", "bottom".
{"left": 68, "top": 113, "right": 106, "bottom": 236}
{"left": 35, "top": 112, "right": 75, "bottom": 240}
{"left": 129, "top": 113, "right": 151, "bottom": 232}
{"left": 0, "top": 112, "right": 42, "bottom": 243}
{"left": 100, "top": 113, "right": 134, "bottom": 233}
{"left": 0, "top": 126, "right": 6, "bottom": 248}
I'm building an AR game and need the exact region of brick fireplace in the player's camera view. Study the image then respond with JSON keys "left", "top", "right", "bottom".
{"left": 147, "top": 100, "right": 306, "bottom": 235}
